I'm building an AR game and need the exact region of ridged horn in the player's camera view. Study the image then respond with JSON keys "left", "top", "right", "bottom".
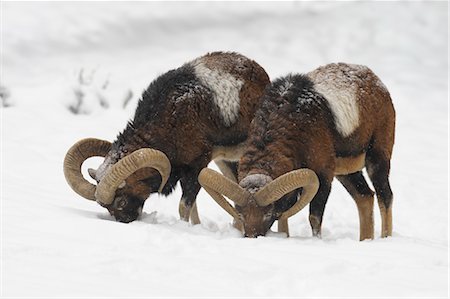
{"left": 254, "top": 169, "right": 319, "bottom": 215}
{"left": 95, "top": 148, "right": 171, "bottom": 205}
{"left": 63, "top": 138, "right": 112, "bottom": 200}
{"left": 198, "top": 168, "right": 251, "bottom": 219}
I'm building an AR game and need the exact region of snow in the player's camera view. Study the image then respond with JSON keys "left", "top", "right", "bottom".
{"left": 1, "top": 1, "right": 448, "bottom": 298}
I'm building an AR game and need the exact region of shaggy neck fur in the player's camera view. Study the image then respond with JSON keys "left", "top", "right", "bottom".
{"left": 113, "top": 65, "right": 203, "bottom": 159}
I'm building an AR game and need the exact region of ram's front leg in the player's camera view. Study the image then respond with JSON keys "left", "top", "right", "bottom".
{"left": 179, "top": 170, "right": 202, "bottom": 225}
{"left": 309, "top": 173, "right": 332, "bottom": 238}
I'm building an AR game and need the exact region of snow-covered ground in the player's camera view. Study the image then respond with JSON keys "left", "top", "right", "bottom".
{"left": 1, "top": 2, "right": 448, "bottom": 298}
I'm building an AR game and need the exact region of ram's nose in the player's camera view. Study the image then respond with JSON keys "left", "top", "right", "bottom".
{"left": 114, "top": 213, "right": 137, "bottom": 223}
{"left": 243, "top": 227, "right": 264, "bottom": 238}
{"left": 110, "top": 207, "right": 143, "bottom": 223}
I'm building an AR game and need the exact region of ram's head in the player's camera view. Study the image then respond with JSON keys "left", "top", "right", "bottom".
{"left": 63, "top": 138, "right": 171, "bottom": 222}
{"left": 198, "top": 168, "right": 319, "bottom": 237}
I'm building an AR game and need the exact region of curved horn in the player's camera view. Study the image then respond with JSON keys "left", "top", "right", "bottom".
{"left": 278, "top": 171, "right": 319, "bottom": 221}
{"left": 95, "top": 148, "right": 171, "bottom": 205}
{"left": 198, "top": 168, "right": 250, "bottom": 206}
{"left": 63, "top": 138, "right": 112, "bottom": 200}
{"left": 254, "top": 169, "right": 319, "bottom": 214}
{"left": 198, "top": 168, "right": 251, "bottom": 219}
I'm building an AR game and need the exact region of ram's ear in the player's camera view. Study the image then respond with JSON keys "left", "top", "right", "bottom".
{"left": 88, "top": 168, "right": 97, "bottom": 181}
{"left": 131, "top": 167, "right": 160, "bottom": 181}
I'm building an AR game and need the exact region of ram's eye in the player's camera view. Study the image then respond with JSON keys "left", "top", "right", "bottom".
{"left": 263, "top": 212, "right": 273, "bottom": 221}
{"left": 117, "top": 198, "right": 128, "bottom": 208}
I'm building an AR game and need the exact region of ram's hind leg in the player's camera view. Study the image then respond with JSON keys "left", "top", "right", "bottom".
{"left": 365, "top": 111, "right": 395, "bottom": 238}
{"left": 366, "top": 151, "right": 393, "bottom": 238}
{"left": 336, "top": 171, "right": 375, "bottom": 241}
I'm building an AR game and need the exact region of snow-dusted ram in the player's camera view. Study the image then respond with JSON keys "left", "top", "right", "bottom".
{"left": 199, "top": 63, "right": 395, "bottom": 240}
{"left": 64, "top": 52, "right": 269, "bottom": 223}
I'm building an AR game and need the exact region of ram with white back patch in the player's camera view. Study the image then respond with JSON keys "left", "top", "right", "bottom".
{"left": 63, "top": 52, "right": 270, "bottom": 227}
{"left": 199, "top": 63, "right": 396, "bottom": 241}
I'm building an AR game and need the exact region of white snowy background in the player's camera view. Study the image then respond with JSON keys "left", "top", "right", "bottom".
{"left": 1, "top": 1, "right": 448, "bottom": 298}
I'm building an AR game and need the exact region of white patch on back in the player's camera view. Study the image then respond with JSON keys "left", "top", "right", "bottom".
{"left": 308, "top": 65, "right": 361, "bottom": 137}
{"left": 313, "top": 82, "right": 359, "bottom": 136}
{"left": 191, "top": 60, "right": 244, "bottom": 126}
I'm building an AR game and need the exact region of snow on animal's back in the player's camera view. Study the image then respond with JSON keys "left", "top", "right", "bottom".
{"left": 308, "top": 63, "right": 375, "bottom": 137}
